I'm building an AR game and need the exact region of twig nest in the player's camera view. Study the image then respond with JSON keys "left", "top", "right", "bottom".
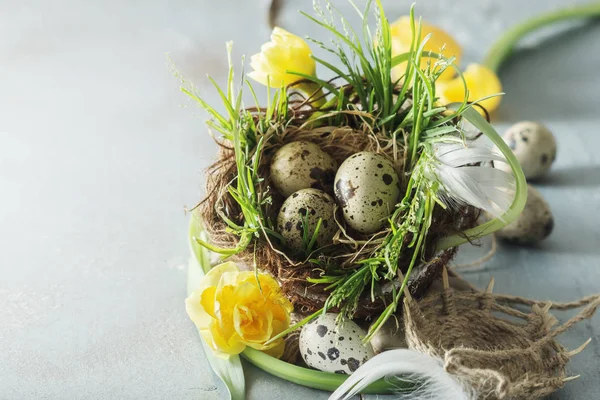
{"left": 334, "top": 152, "right": 401, "bottom": 233}
{"left": 270, "top": 141, "right": 337, "bottom": 197}
{"left": 299, "top": 313, "right": 374, "bottom": 374}
{"left": 499, "top": 121, "right": 556, "bottom": 180}
{"left": 277, "top": 188, "right": 337, "bottom": 252}
{"left": 495, "top": 184, "right": 554, "bottom": 244}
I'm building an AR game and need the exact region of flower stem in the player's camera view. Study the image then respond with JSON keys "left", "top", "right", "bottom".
{"left": 483, "top": 3, "right": 600, "bottom": 72}
{"left": 298, "top": 81, "right": 327, "bottom": 108}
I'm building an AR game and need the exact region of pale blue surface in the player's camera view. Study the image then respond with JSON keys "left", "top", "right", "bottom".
{"left": 1, "top": 0, "right": 599, "bottom": 399}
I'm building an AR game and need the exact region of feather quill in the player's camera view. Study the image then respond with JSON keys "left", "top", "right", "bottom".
{"left": 328, "top": 349, "right": 475, "bottom": 400}
{"left": 427, "top": 141, "right": 516, "bottom": 218}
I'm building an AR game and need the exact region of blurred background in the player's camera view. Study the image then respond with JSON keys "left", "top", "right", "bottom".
{"left": 1, "top": 0, "right": 599, "bottom": 399}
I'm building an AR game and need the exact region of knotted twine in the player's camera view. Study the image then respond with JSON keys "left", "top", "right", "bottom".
{"left": 403, "top": 268, "right": 600, "bottom": 400}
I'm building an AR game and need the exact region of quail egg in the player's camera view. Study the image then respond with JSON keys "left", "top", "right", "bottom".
{"left": 334, "top": 152, "right": 401, "bottom": 234}
{"left": 270, "top": 141, "right": 337, "bottom": 197}
{"left": 496, "top": 184, "right": 554, "bottom": 245}
{"left": 299, "top": 313, "right": 375, "bottom": 374}
{"left": 277, "top": 188, "right": 337, "bottom": 252}
{"left": 369, "top": 317, "right": 406, "bottom": 354}
{"left": 499, "top": 121, "right": 556, "bottom": 180}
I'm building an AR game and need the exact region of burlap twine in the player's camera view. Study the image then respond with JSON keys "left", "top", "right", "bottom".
{"left": 403, "top": 268, "right": 600, "bottom": 400}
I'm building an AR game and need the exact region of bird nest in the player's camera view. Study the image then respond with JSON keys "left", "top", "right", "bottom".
{"left": 404, "top": 269, "right": 600, "bottom": 400}
{"left": 197, "top": 117, "right": 479, "bottom": 317}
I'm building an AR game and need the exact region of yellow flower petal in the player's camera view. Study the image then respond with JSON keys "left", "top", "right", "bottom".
{"left": 234, "top": 304, "right": 273, "bottom": 343}
{"left": 249, "top": 27, "right": 316, "bottom": 88}
{"left": 390, "top": 16, "right": 462, "bottom": 82}
{"left": 201, "top": 262, "right": 240, "bottom": 291}
{"left": 200, "top": 286, "right": 217, "bottom": 319}
{"left": 185, "top": 289, "right": 209, "bottom": 329}
{"left": 437, "top": 63, "right": 503, "bottom": 113}
{"left": 209, "top": 320, "right": 246, "bottom": 357}
{"left": 186, "top": 261, "right": 292, "bottom": 358}
{"left": 185, "top": 263, "right": 237, "bottom": 330}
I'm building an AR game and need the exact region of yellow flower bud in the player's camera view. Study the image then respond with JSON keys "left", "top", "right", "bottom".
{"left": 186, "top": 262, "right": 293, "bottom": 359}
{"left": 249, "top": 27, "right": 316, "bottom": 88}
{"left": 436, "top": 63, "right": 503, "bottom": 114}
{"left": 390, "top": 16, "right": 462, "bottom": 82}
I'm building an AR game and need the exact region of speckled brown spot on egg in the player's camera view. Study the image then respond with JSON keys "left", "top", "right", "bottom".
{"left": 317, "top": 325, "right": 328, "bottom": 337}
{"left": 347, "top": 358, "right": 360, "bottom": 372}
{"left": 327, "top": 348, "right": 340, "bottom": 360}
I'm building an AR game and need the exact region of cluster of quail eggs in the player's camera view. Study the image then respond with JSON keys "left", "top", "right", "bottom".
{"left": 271, "top": 141, "right": 401, "bottom": 253}
{"left": 495, "top": 121, "right": 557, "bottom": 244}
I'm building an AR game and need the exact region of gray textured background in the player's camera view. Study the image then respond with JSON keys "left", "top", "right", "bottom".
{"left": 1, "top": 0, "right": 599, "bottom": 399}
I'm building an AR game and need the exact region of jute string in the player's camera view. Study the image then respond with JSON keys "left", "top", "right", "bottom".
{"left": 403, "top": 268, "right": 600, "bottom": 400}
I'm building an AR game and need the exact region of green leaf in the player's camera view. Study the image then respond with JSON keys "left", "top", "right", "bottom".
{"left": 187, "top": 213, "right": 246, "bottom": 400}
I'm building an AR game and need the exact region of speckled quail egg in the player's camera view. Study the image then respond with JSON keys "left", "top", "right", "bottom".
{"left": 299, "top": 313, "right": 375, "bottom": 374}
{"left": 495, "top": 184, "right": 554, "bottom": 245}
{"left": 334, "top": 152, "right": 401, "bottom": 234}
{"left": 277, "top": 188, "right": 337, "bottom": 252}
{"left": 270, "top": 141, "right": 337, "bottom": 198}
{"left": 498, "top": 121, "right": 557, "bottom": 180}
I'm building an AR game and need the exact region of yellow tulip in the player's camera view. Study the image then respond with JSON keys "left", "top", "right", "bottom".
{"left": 249, "top": 27, "right": 316, "bottom": 88}
{"left": 390, "top": 16, "right": 462, "bottom": 82}
{"left": 186, "top": 262, "right": 293, "bottom": 359}
{"left": 436, "top": 63, "right": 503, "bottom": 114}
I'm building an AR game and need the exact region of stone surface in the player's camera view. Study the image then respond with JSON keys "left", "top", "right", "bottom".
{"left": 1, "top": 0, "right": 599, "bottom": 399}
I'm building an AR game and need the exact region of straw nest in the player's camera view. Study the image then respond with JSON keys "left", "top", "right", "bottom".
{"left": 198, "top": 106, "right": 479, "bottom": 317}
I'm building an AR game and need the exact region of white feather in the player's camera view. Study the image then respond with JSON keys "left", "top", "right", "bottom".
{"left": 428, "top": 142, "right": 516, "bottom": 218}
{"left": 328, "top": 349, "right": 475, "bottom": 400}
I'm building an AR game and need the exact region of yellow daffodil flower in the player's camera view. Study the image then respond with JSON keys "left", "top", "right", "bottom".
{"left": 390, "top": 16, "right": 462, "bottom": 82}
{"left": 186, "top": 262, "right": 293, "bottom": 359}
{"left": 436, "top": 63, "right": 503, "bottom": 113}
{"left": 249, "top": 27, "right": 326, "bottom": 106}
